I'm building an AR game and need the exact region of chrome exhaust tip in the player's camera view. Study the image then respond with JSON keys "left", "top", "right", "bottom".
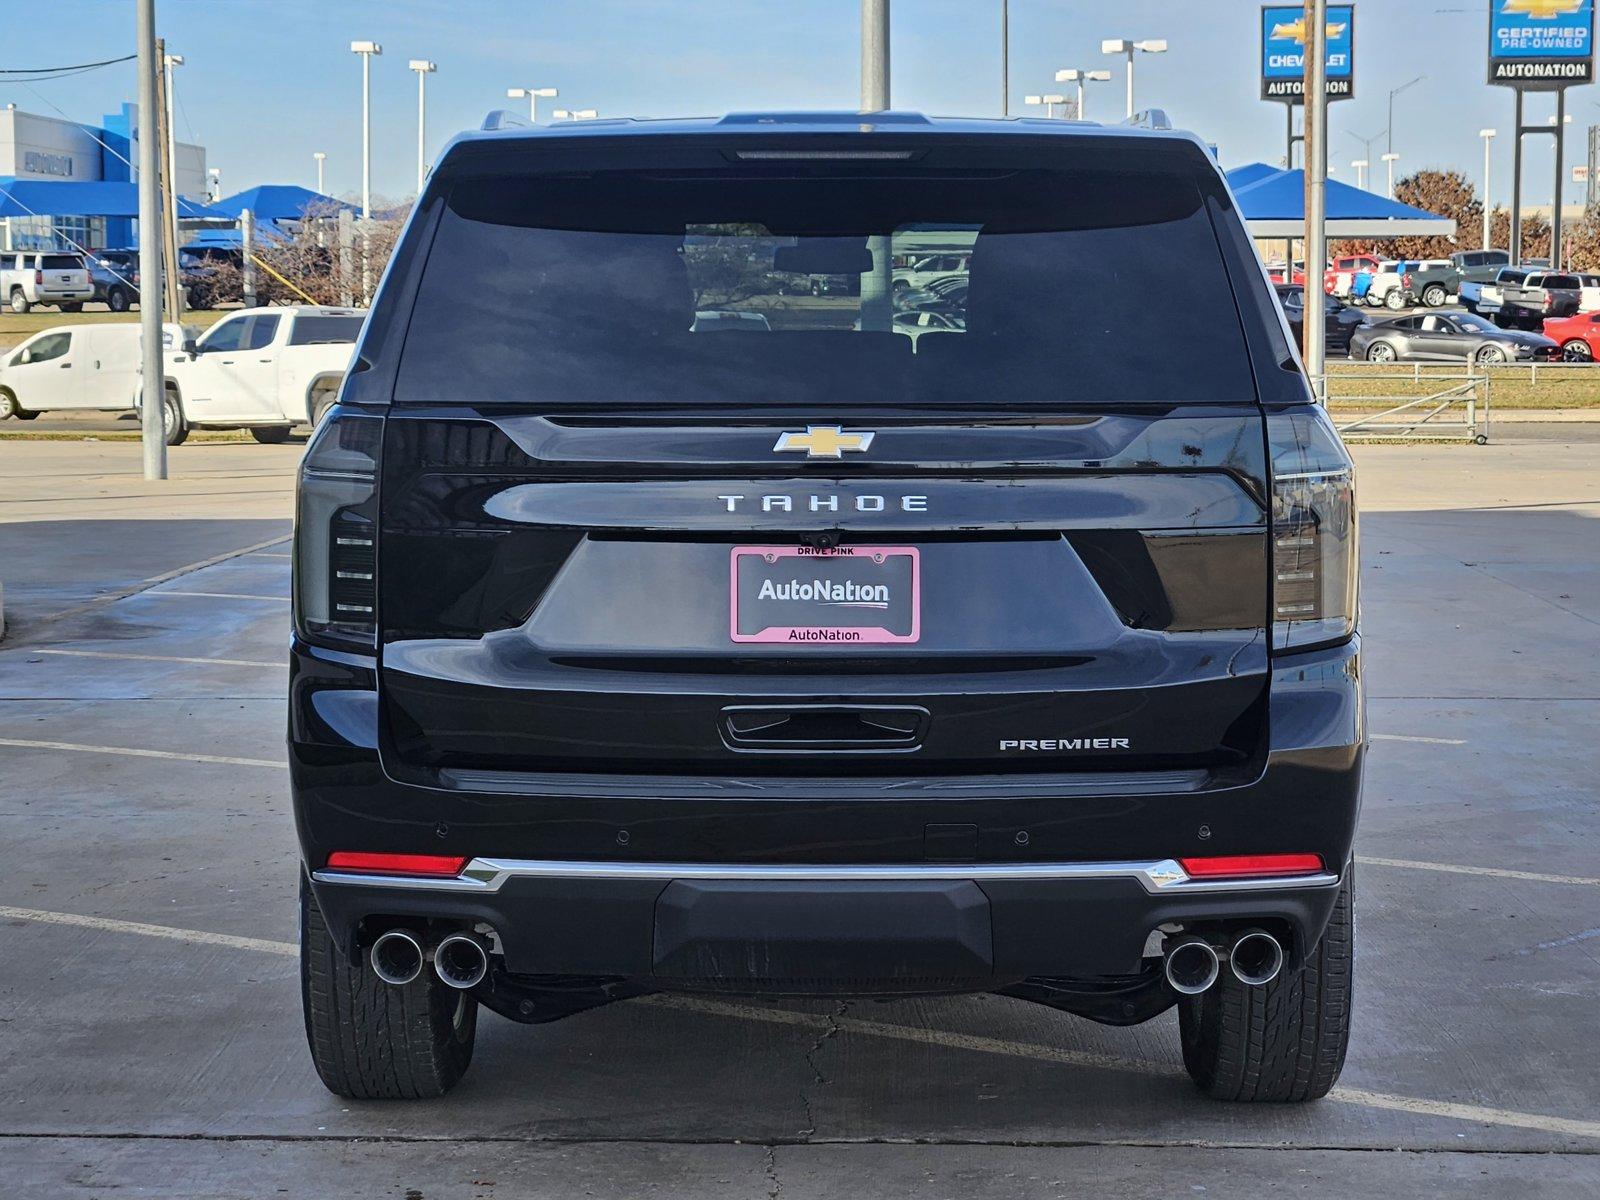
{"left": 1164, "top": 936, "right": 1221, "bottom": 995}
{"left": 433, "top": 932, "right": 490, "bottom": 990}
{"left": 1229, "top": 929, "right": 1285, "bottom": 987}
{"left": 370, "top": 929, "right": 425, "bottom": 986}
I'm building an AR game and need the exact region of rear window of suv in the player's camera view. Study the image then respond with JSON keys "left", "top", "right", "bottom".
{"left": 395, "top": 159, "right": 1256, "bottom": 407}
{"left": 41, "top": 255, "right": 84, "bottom": 270}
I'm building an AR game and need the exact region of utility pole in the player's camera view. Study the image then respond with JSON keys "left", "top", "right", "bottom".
{"left": 860, "top": 0, "right": 892, "bottom": 335}
{"left": 153, "top": 40, "right": 183, "bottom": 318}
{"left": 162, "top": 49, "right": 183, "bottom": 290}
{"left": 137, "top": 0, "right": 166, "bottom": 479}
{"left": 1001, "top": 0, "right": 1009, "bottom": 116}
{"left": 1303, "top": 0, "right": 1328, "bottom": 393}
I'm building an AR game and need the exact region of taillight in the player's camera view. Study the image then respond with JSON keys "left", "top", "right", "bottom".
{"left": 1268, "top": 408, "right": 1357, "bottom": 652}
{"left": 34, "top": 269, "right": 44, "bottom": 284}
{"left": 294, "top": 410, "right": 380, "bottom": 649}
{"left": 324, "top": 852, "right": 467, "bottom": 876}
{"left": 1402, "top": 272, "right": 1412, "bottom": 291}
{"left": 1179, "top": 853, "right": 1325, "bottom": 879}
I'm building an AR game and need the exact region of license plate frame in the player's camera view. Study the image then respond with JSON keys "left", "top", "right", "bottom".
{"left": 729, "top": 545, "right": 920, "bottom": 645}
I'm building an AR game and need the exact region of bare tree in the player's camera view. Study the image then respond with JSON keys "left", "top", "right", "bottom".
{"left": 199, "top": 199, "right": 412, "bottom": 308}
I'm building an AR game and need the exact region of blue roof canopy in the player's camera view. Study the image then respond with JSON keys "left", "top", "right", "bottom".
{"left": 211, "top": 185, "right": 351, "bottom": 221}
{"left": 0, "top": 178, "right": 228, "bottom": 220}
{"left": 1224, "top": 164, "right": 1455, "bottom": 239}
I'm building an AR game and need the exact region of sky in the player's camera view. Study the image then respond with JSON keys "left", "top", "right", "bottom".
{"left": 1, "top": 0, "right": 1592, "bottom": 209}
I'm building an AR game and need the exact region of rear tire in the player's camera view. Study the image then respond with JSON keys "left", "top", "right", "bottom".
{"left": 1178, "top": 868, "right": 1353, "bottom": 1103}
{"left": 107, "top": 287, "right": 131, "bottom": 313}
{"left": 162, "top": 388, "right": 189, "bottom": 446}
{"left": 9, "top": 288, "right": 29, "bottom": 314}
{"left": 249, "top": 425, "right": 292, "bottom": 444}
{"left": 299, "top": 874, "right": 478, "bottom": 1099}
{"left": 1365, "top": 341, "right": 1397, "bottom": 363}
{"left": 1384, "top": 289, "right": 1405, "bottom": 311}
{"left": 1421, "top": 284, "right": 1447, "bottom": 308}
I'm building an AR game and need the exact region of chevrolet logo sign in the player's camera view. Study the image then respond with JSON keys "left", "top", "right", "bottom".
{"left": 1270, "top": 17, "right": 1348, "bottom": 44}
{"left": 1502, "top": 0, "right": 1584, "bottom": 17}
{"left": 773, "top": 425, "right": 876, "bottom": 458}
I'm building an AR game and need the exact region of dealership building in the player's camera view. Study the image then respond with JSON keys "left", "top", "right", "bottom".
{"left": 0, "top": 102, "right": 207, "bottom": 252}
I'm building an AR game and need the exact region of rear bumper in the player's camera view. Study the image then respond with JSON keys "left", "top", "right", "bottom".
{"left": 292, "top": 635, "right": 1363, "bottom": 990}
{"left": 309, "top": 856, "right": 1343, "bottom": 988}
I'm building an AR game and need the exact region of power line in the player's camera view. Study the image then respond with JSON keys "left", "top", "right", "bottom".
{"left": 0, "top": 53, "right": 136, "bottom": 76}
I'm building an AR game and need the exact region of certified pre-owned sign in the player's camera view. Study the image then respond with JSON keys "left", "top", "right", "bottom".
{"left": 1260, "top": 5, "right": 1355, "bottom": 102}
{"left": 1489, "top": 0, "right": 1594, "bottom": 88}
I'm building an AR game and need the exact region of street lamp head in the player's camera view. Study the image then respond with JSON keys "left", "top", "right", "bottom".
{"left": 1043, "top": 94, "right": 1066, "bottom": 105}
{"left": 1086, "top": 70, "right": 1113, "bottom": 81}
{"left": 1352, "top": 158, "right": 1369, "bottom": 168}
{"left": 350, "top": 41, "right": 382, "bottom": 55}
{"left": 1101, "top": 38, "right": 1131, "bottom": 54}
{"left": 409, "top": 60, "right": 436, "bottom": 73}
{"left": 164, "top": 53, "right": 185, "bottom": 67}
{"left": 1479, "top": 128, "right": 1497, "bottom": 139}
{"left": 1381, "top": 152, "right": 1400, "bottom": 162}
{"left": 532, "top": 87, "right": 558, "bottom": 98}
{"left": 1024, "top": 94, "right": 1044, "bottom": 105}
{"left": 1133, "top": 39, "right": 1168, "bottom": 53}
{"left": 313, "top": 151, "right": 326, "bottom": 161}
{"left": 1055, "top": 69, "right": 1081, "bottom": 82}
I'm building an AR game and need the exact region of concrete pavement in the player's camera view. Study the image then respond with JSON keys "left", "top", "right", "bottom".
{"left": 0, "top": 433, "right": 1597, "bottom": 1197}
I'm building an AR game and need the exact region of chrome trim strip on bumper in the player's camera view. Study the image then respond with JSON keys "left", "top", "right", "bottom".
{"left": 311, "top": 857, "right": 1342, "bottom": 897}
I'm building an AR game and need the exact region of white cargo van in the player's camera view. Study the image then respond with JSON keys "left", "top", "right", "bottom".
{"left": 0, "top": 323, "right": 188, "bottom": 420}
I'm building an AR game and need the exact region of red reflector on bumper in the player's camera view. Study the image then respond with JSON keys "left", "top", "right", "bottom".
{"left": 324, "top": 852, "right": 468, "bottom": 877}
{"left": 1179, "top": 853, "right": 1325, "bottom": 879}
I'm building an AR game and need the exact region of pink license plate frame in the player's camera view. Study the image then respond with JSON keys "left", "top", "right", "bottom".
{"left": 729, "top": 545, "right": 921, "bottom": 645}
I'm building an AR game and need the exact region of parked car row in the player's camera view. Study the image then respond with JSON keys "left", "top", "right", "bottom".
{"left": 3, "top": 246, "right": 245, "bottom": 313}
{"left": 0, "top": 306, "right": 363, "bottom": 442}
{"left": 1324, "top": 250, "right": 1512, "bottom": 311}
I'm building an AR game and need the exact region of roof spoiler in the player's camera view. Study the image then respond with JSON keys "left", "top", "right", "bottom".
{"left": 481, "top": 109, "right": 531, "bottom": 132}
{"left": 1121, "top": 108, "right": 1173, "bottom": 131}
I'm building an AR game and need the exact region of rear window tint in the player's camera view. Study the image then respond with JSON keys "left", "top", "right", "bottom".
{"left": 395, "top": 162, "right": 1256, "bottom": 407}
{"left": 42, "top": 255, "right": 84, "bottom": 270}
{"left": 289, "top": 315, "right": 365, "bottom": 346}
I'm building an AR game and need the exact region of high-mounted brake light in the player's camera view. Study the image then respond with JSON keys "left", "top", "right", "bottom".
{"left": 324, "top": 852, "right": 468, "bottom": 877}
{"left": 1179, "top": 853, "right": 1325, "bottom": 879}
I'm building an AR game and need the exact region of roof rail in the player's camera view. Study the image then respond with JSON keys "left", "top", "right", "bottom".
{"left": 1121, "top": 108, "right": 1173, "bottom": 131}
{"left": 481, "top": 109, "right": 531, "bottom": 132}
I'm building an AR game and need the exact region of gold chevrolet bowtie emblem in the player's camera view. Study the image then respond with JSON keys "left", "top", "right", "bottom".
{"left": 1502, "top": 0, "right": 1584, "bottom": 17}
{"left": 773, "top": 425, "right": 876, "bottom": 458}
{"left": 1270, "top": 17, "right": 1348, "bottom": 44}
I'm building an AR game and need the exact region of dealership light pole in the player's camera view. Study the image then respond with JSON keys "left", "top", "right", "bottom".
{"left": 1101, "top": 38, "right": 1167, "bottom": 120}
{"left": 1024, "top": 93, "right": 1067, "bottom": 118}
{"left": 313, "top": 151, "right": 326, "bottom": 195}
{"left": 507, "top": 86, "right": 558, "bottom": 123}
{"left": 136, "top": 0, "right": 165, "bottom": 480}
{"left": 350, "top": 41, "right": 381, "bottom": 219}
{"left": 1386, "top": 74, "right": 1424, "bottom": 160}
{"left": 1351, "top": 159, "right": 1368, "bottom": 189}
{"left": 1381, "top": 151, "right": 1400, "bottom": 198}
{"left": 1479, "top": 129, "right": 1496, "bottom": 249}
{"left": 1055, "top": 68, "right": 1111, "bottom": 121}
{"left": 410, "top": 60, "right": 436, "bottom": 194}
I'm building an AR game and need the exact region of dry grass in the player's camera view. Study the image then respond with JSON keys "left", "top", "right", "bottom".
{"left": 1324, "top": 362, "right": 1600, "bottom": 409}
{"left": 0, "top": 308, "right": 231, "bottom": 351}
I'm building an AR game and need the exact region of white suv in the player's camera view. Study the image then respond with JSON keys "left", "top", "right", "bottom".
{"left": 3, "top": 252, "right": 94, "bottom": 313}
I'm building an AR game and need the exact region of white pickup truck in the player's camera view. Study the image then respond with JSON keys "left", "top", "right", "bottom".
{"left": 162, "top": 306, "right": 364, "bottom": 445}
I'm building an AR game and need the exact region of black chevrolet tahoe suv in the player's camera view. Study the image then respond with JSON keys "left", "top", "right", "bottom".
{"left": 292, "top": 111, "right": 1362, "bottom": 1104}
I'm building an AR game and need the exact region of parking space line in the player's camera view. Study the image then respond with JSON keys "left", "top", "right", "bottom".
{"left": 1359, "top": 856, "right": 1600, "bottom": 888}
{"left": 0, "top": 737, "right": 285, "bottom": 769}
{"left": 0, "top": 906, "right": 296, "bottom": 957}
{"left": 1369, "top": 734, "right": 1468, "bottom": 746}
{"left": 22, "top": 648, "right": 284, "bottom": 669}
{"left": 147, "top": 591, "right": 289, "bottom": 602}
{"left": 3, "top": 909, "right": 1599, "bottom": 1142}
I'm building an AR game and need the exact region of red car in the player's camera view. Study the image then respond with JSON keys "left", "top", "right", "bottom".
{"left": 1542, "top": 311, "right": 1600, "bottom": 360}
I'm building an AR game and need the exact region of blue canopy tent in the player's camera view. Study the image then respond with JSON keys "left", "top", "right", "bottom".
{"left": 0, "top": 178, "right": 230, "bottom": 221}
{"left": 210, "top": 185, "right": 351, "bottom": 222}
{"left": 1224, "top": 164, "right": 1456, "bottom": 240}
